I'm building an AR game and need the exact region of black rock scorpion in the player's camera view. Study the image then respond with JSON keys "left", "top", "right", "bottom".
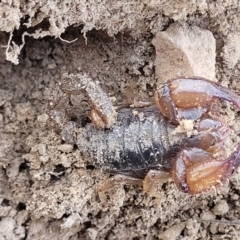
{"left": 48, "top": 73, "right": 240, "bottom": 198}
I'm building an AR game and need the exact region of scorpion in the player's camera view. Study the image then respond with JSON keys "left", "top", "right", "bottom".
{"left": 48, "top": 73, "right": 240, "bottom": 198}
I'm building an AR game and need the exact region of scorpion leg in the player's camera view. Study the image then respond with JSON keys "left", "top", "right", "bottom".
{"left": 98, "top": 171, "right": 171, "bottom": 201}
{"left": 59, "top": 73, "right": 116, "bottom": 129}
{"left": 155, "top": 77, "right": 240, "bottom": 124}
{"left": 98, "top": 170, "right": 172, "bottom": 201}
{"left": 143, "top": 170, "right": 171, "bottom": 198}
{"left": 98, "top": 175, "right": 143, "bottom": 202}
{"left": 124, "top": 81, "right": 155, "bottom": 108}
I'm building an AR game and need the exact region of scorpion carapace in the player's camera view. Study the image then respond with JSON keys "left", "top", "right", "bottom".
{"left": 48, "top": 74, "right": 240, "bottom": 197}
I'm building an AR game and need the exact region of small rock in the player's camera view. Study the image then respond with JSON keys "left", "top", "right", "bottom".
{"left": 15, "top": 102, "right": 35, "bottom": 121}
{"left": 158, "top": 222, "right": 185, "bottom": 240}
{"left": 210, "top": 223, "right": 218, "bottom": 234}
{"left": 152, "top": 22, "right": 216, "bottom": 83}
{"left": 47, "top": 63, "right": 57, "bottom": 69}
{"left": 0, "top": 89, "right": 13, "bottom": 106}
{"left": 185, "top": 219, "right": 200, "bottom": 236}
{"left": 200, "top": 210, "right": 216, "bottom": 221}
{"left": 37, "top": 144, "right": 46, "bottom": 155}
{"left": 213, "top": 200, "right": 229, "bottom": 216}
{"left": 39, "top": 155, "right": 49, "bottom": 163}
{"left": 57, "top": 144, "right": 73, "bottom": 153}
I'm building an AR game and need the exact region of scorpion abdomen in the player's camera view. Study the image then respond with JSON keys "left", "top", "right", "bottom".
{"left": 77, "top": 106, "right": 183, "bottom": 178}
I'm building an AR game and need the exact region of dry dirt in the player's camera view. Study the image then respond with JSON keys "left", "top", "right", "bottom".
{"left": 1, "top": 1, "right": 240, "bottom": 240}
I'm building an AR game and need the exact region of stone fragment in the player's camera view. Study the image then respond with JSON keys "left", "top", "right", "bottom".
{"left": 153, "top": 23, "right": 216, "bottom": 83}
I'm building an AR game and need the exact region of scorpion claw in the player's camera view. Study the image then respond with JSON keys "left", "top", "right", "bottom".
{"left": 173, "top": 146, "right": 240, "bottom": 194}
{"left": 155, "top": 77, "right": 240, "bottom": 124}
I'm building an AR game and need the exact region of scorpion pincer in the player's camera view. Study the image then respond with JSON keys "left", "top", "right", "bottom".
{"left": 48, "top": 74, "right": 240, "bottom": 197}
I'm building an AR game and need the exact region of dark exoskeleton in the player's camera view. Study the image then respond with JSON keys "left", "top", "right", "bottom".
{"left": 78, "top": 106, "right": 184, "bottom": 177}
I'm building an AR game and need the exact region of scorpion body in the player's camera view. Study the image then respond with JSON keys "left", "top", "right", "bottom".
{"left": 78, "top": 106, "right": 184, "bottom": 178}
{"left": 49, "top": 74, "right": 240, "bottom": 196}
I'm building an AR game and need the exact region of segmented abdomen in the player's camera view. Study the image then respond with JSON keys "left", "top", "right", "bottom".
{"left": 78, "top": 106, "right": 180, "bottom": 178}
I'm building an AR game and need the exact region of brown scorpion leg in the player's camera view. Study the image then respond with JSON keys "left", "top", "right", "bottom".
{"left": 98, "top": 171, "right": 171, "bottom": 201}
{"left": 98, "top": 175, "right": 143, "bottom": 202}
{"left": 143, "top": 170, "right": 171, "bottom": 198}
{"left": 124, "top": 81, "right": 155, "bottom": 108}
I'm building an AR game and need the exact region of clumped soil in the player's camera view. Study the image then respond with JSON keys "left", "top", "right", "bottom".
{"left": 1, "top": 1, "right": 240, "bottom": 240}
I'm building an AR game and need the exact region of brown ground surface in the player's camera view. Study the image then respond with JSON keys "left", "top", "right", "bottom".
{"left": 1, "top": 1, "right": 240, "bottom": 239}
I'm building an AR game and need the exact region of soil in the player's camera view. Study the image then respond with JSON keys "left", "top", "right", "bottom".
{"left": 1, "top": 1, "right": 240, "bottom": 239}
